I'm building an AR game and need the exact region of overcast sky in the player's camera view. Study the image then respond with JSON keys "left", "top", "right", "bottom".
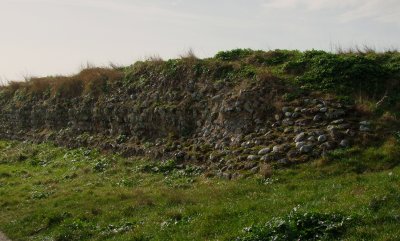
{"left": 0, "top": 0, "right": 399, "bottom": 81}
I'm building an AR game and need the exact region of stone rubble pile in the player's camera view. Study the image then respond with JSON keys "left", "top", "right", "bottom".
{"left": 200, "top": 97, "right": 371, "bottom": 179}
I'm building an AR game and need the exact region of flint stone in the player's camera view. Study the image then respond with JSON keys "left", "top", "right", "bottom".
{"left": 307, "top": 136, "right": 316, "bottom": 142}
{"left": 294, "top": 132, "right": 306, "bottom": 142}
{"left": 340, "top": 139, "right": 350, "bottom": 147}
{"left": 331, "top": 119, "right": 344, "bottom": 124}
{"left": 244, "top": 162, "right": 257, "bottom": 170}
{"left": 326, "top": 109, "right": 345, "bottom": 119}
{"left": 260, "top": 154, "right": 273, "bottom": 162}
{"left": 360, "top": 121, "right": 370, "bottom": 126}
{"left": 295, "top": 119, "right": 308, "bottom": 126}
{"left": 272, "top": 122, "right": 280, "bottom": 128}
{"left": 320, "top": 142, "right": 335, "bottom": 150}
{"left": 287, "top": 150, "right": 298, "bottom": 159}
{"left": 300, "top": 145, "right": 312, "bottom": 153}
{"left": 247, "top": 155, "right": 258, "bottom": 161}
{"left": 282, "top": 119, "right": 294, "bottom": 126}
{"left": 258, "top": 147, "right": 271, "bottom": 155}
{"left": 360, "top": 126, "right": 370, "bottom": 132}
{"left": 318, "top": 135, "right": 327, "bottom": 143}
{"left": 284, "top": 128, "right": 292, "bottom": 133}
{"left": 337, "top": 123, "right": 351, "bottom": 130}
{"left": 313, "top": 114, "right": 322, "bottom": 121}
{"left": 292, "top": 112, "right": 300, "bottom": 118}
{"left": 296, "top": 141, "right": 306, "bottom": 148}
{"left": 277, "top": 158, "right": 289, "bottom": 165}
{"left": 272, "top": 145, "right": 282, "bottom": 153}
{"left": 326, "top": 125, "right": 336, "bottom": 131}
{"left": 250, "top": 166, "right": 259, "bottom": 173}
{"left": 345, "top": 129, "right": 356, "bottom": 137}
{"left": 320, "top": 107, "right": 328, "bottom": 112}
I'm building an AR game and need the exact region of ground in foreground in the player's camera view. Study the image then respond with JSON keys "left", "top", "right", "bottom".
{"left": 0, "top": 139, "right": 400, "bottom": 240}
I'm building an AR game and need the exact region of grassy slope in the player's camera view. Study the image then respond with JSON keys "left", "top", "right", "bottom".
{"left": 1, "top": 139, "right": 400, "bottom": 241}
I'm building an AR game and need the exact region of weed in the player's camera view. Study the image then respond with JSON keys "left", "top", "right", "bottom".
{"left": 142, "top": 159, "right": 177, "bottom": 174}
{"left": 161, "top": 213, "right": 192, "bottom": 230}
{"left": 259, "top": 164, "right": 273, "bottom": 179}
{"left": 101, "top": 222, "right": 134, "bottom": 236}
{"left": 31, "top": 190, "right": 52, "bottom": 200}
{"left": 54, "top": 219, "right": 98, "bottom": 241}
{"left": 116, "top": 134, "right": 128, "bottom": 144}
{"left": 179, "top": 48, "right": 198, "bottom": 60}
{"left": 215, "top": 49, "right": 254, "bottom": 61}
{"left": 93, "top": 158, "right": 110, "bottom": 172}
{"left": 249, "top": 49, "right": 301, "bottom": 66}
{"left": 236, "top": 209, "right": 353, "bottom": 241}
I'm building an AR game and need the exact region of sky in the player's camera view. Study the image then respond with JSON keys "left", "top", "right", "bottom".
{"left": 0, "top": 0, "right": 399, "bottom": 82}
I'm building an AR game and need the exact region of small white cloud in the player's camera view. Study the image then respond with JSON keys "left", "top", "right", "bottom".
{"left": 262, "top": 0, "right": 361, "bottom": 10}
{"left": 340, "top": 0, "right": 400, "bottom": 24}
{"left": 261, "top": 0, "right": 400, "bottom": 24}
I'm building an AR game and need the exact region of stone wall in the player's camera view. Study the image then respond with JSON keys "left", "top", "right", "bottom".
{"left": 0, "top": 71, "right": 371, "bottom": 177}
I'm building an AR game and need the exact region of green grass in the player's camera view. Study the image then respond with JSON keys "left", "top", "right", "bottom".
{"left": 0, "top": 139, "right": 400, "bottom": 240}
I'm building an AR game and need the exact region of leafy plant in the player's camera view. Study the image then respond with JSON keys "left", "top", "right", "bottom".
{"left": 254, "top": 49, "right": 301, "bottom": 66}
{"left": 215, "top": 49, "right": 254, "bottom": 61}
{"left": 282, "top": 50, "right": 400, "bottom": 100}
{"left": 93, "top": 158, "right": 110, "bottom": 172}
{"left": 236, "top": 209, "right": 352, "bottom": 241}
{"left": 31, "top": 190, "right": 52, "bottom": 200}
{"left": 116, "top": 134, "right": 128, "bottom": 144}
{"left": 141, "top": 159, "right": 177, "bottom": 174}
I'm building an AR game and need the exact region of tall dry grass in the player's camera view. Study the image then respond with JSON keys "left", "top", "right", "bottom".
{"left": 179, "top": 48, "right": 198, "bottom": 60}
{"left": 0, "top": 67, "right": 124, "bottom": 99}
